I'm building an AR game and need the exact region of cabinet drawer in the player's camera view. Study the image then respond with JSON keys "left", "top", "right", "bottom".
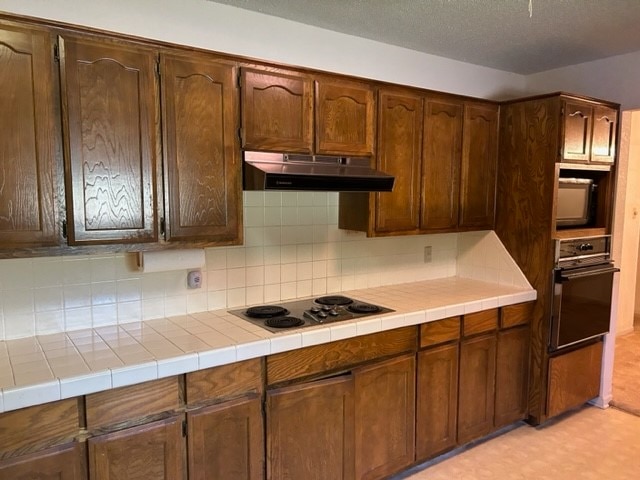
{"left": 0, "top": 398, "right": 80, "bottom": 460}
{"left": 186, "top": 358, "right": 263, "bottom": 406}
{"left": 86, "top": 377, "right": 181, "bottom": 431}
{"left": 267, "top": 327, "right": 417, "bottom": 385}
{"left": 501, "top": 302, "right": 533, "bottom": 329}
{"left": 419, "top": 317, "right": 460, "bottom": 348}
{"left": 463, "top": 309, "right": 498, "bottom": 337}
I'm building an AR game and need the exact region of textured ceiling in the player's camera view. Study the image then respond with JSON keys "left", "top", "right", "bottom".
{"left": 208, "top": 0, "right": 640, "bottom": 74}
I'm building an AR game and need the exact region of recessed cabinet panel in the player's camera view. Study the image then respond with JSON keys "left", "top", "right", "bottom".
{"left": 60, "top": 36, "right": 158, "bottom": 245}
{"left": 241, "top": 68, "right": 313, "bottom": 153}
{"left": 495, "top": 326, "right": 530, "bottom": 427}
{"left": 591, "top": 105, "right": 617, "bottom": 164}
{"left": 161, "top": 54, "right": 241, "bottom": 242}
{"left": 459, "top": 103, "right": 498, "bottom": 229}
{"left": 188, "top": 395, "right": 264, "bottom": 480}
{"left": 354, "top": 354, "right": 416, "bottom": 480}
{"left": 375, "top": 90, "right": 423, "bottom": 233}
{"left": 0, "top": 443, "right": 86, "bottom": 480}
{"left": 0, "top": 24, "right": 59, "bottom": 247}
{"left": 267, "top": 375, "right": 355, "bottom": 480}
{"left": 88, "top": 416, "right": 184, "bottom": 480}
{"left": 421, "top": 98, "right": 463, "bottom": 230}
{"left": 316, "top": 80, "right": 375, "bottom": 156}
{"left": 562, "top": 101, "right": 593, "bottom": 162}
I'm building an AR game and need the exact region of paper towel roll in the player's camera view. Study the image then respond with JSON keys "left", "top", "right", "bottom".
{"left": 137, "top": 249, "right": 206, "bottom": 273}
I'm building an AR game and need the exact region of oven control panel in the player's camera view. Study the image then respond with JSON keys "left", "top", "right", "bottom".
{"left": 555, "top": 235, "right": 611, "bottom": 266}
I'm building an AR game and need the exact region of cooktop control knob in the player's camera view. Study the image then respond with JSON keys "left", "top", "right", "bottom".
{"left": 310, "top": 306, "right": 320, "bottom": 313}
{"left": 321, "top": 305, "right": 331, "bottom": 311}
{"left": 329, "top": 309, "right": 339, "bottom": 316}
{"left": 317, "top": 311, "right": 328, "bottom": 319}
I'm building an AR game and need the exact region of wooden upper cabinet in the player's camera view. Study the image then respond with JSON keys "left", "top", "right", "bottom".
{"left": 0, "top": 23, "right": 59, "bottom": 248}
{"left": 459, "top": 102, "right": 498, "bottom": 229}
{"left": 591, "top": 105, "right": 617, "bottom": 164}
{"left": 421, "top": 97, "right": 463, "bottom": 230}
{"left": 241, "top": 67, "right": 313, "bottom": 153}
{"left": 316, "top": 79, "right": 375, "bottom": 156}
{"left": 88, "top": 416, "right": 185, "bottom": 480}
{"left": 375, "top": 89, "right": 423, "bottom": 233}
{"left": 161, "top": 53, "right": 241, "bottom": 243}
{"left": 562, "top": 99, "right": 618, "bottom": 165}
{"left": 59, "top": 36, "right": 159, "bottom": 245}
{"left": 562, "top": 100, "right": 593, "bottom": 162}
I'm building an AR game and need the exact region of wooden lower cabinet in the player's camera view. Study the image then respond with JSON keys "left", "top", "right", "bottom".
{"left": 187, "top": 394, "right": 264, "bottom": 480}
{"left": 267, "top": 375, "right": 355, "bottom": 480}
{"left": 458, "top": 334, "right": 497, "bottom": 444}
{"left": 547, "top": 341, "right": 603, "bottom": 418}
{"left": 354, "top": 354, "right": 416, "bottom": 480}
{"left": 0, "top": 442, "right": 85, "bottom": 480}
{"left": 495, "top": 326, "right": 530, "bottom": 427}
{"left": 416, "top": 343, "right": 459, "bottom": 460}
{"left": 88, "top": 415, "right": 185, "bottom": 480}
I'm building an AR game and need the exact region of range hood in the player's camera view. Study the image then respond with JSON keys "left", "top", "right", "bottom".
{"left": 243, "top": 151, "right": 395, "bottom": 192}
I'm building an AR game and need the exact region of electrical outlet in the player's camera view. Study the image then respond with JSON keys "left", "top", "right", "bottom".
{"left": 424, "top": 246, "right": 432, "bottom": 263}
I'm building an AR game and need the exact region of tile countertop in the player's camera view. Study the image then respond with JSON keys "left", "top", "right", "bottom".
{"left": 0, "top": 277, "right": 536, "bottom": 413}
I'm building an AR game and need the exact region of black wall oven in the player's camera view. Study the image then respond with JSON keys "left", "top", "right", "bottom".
{"left": 550, "top": 236, "right": 619, "bottom": 351}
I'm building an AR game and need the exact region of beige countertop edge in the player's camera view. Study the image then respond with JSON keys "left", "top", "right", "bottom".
{"left": 0, "top": 282, "right": 536, "bottom": 414}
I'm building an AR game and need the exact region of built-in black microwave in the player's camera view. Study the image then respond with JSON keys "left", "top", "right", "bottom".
{"left": 556, "top": 177, "right": 596, "bottom": 227}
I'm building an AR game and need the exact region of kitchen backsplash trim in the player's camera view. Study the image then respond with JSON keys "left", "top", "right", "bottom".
{"left": 0, "top": 192, "right": 530, "bottom": 341}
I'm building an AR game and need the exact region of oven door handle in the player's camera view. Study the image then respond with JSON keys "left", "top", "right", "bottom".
{"left": 558, "top": 266, "right": 620, "bottom": 282}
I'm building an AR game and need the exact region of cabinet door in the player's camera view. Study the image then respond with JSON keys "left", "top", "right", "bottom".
{"left": 59, "top": 36, "right": 158, "bottom": 245}
{"left": 375, "top": 89, "right": 423, "bottom": 233}
{"left": 458, "top": 334, "right": 496, "bottom": 444}
{"left": 495, "top": 326, "right": 530, "bottom": 428}
{"left": 0, "top": 442, "right": 85, "bottom": 480}
{"left": 562, "top": 100, "right": 593, "bottom": 163}
{"left": 0, "top": 24, "right": 59, "bottom": 248}
{"left": 416, "top": 343, "right": 458, "bottom": 460}
{"left": 590, "top": 105, "right": 617, "bottom": 164}
{"left": 354, "top": 354, "right": 415, "bottom": 480}
{"left": 88, "top": 416, "right": 185, "bottom": 480}
{"left": 316, "top": 79, "right": 375, "bottom": 156}
{"left": 459, "top": 102, "right": 498, "bottom": 229}
{"left": 421, "top": 97, "right": 463, "bottom": 230}
{"left": 188, "top": 395, "right": 263, "bottom": 480}
{"left": 267, "top": 375, "right": 355, "bottom": 480}
{"left": 161, "top": 53, "right": 241, "bottom": 243}
{"left": 241, "top": 67, "right": 313, "bottom": 153}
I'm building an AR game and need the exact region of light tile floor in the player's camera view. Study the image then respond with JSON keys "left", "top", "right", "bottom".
{"left": 610, "top": 328, "right": 640, "bottom": 415}
{"left": 394, "top": 406, "right": 640, "bottom": 479}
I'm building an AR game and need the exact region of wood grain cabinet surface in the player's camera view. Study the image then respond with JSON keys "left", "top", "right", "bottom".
{"left": 240, "top": 67, "right": 313, "bottom": 153}
{"left": 459, "top": 102, "right": 499, "bottom": 229}
{"left": 374, "top": 89, "right": 423, "bottom": 234}
{"left": 267, "top": 375, "right": 355, "bottom": 480}
{"left": 416, "top": 343, "right": 459, "bottom": 461}
{"left": 161, "top": 53, "right": 241, "bottom": 244}
{"left": 188, "top": 395, "right": 264, "bottom": 480}
{"left": 59, "top": 35, "right": 159, "bottom": 245}
{"left": 421, "top": 97, "right": 463, "bottom": 231}
{"left": 562, "top": 99, "right": 617, "bottom": 165}
{"left": 315, "top": 79, "right": 375, "bottom": 156}
{"left": 0, "top": 22, "right": 60, "bottom": 249}
{"left": 0, "top": 442, "right": 86, "bottom": 480}
{"left": 88, "top": 415, "right": 185, "bottom": 480}
{"left": 354, "top": 354, "right": 416, "bottom": 480}
{"left": 495, "top": 325, "right": 530, "bottom": 427}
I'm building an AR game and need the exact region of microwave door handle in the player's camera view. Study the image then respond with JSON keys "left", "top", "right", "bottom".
{"left": 558, "top": 266, "right": 620, "bottom": 282}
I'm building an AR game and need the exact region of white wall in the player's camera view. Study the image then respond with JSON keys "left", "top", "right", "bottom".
{"left": 0, "top": 0, "right": 526, "bottom": 100}
{"left": 526, "top": 50, "right": 640, "bottom": 110}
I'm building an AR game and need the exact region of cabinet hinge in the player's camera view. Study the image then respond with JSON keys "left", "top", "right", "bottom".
{"left": 53, "top": 43, "right": 60, "bottom": 62}
{"left": 182, "top": 420, "right": 187, "bottom": 437}
{"left": 160, "top": 217, "right": 166, "bottom": 238}
{"left": 238, "top": 127, "right": 244, "bottom": 144}
{"left": 61, "top": 219, "right": 67, "bottom": 239}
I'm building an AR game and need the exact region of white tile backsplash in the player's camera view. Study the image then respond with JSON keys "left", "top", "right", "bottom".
{"left": 0, "top": 193, "right": 531, "bottom": 340}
